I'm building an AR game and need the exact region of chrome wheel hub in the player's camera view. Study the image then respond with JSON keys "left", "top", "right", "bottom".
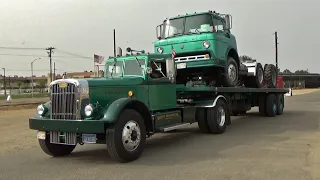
{"left": 217, "top": 106, "right": 226, "bottom": 126}
{"left": 122, "top": 120, "right": 141, "bottom": 151}
{"left": 228, "top": 64, "right": 237, "bottom": 82}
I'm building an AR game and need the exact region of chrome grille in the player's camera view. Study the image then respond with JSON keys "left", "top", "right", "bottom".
{"left": 50, "top": 132, "right": 77, "bottom": 145}
{"left": 50, "top": 83, "right": 78, "bottom": 120}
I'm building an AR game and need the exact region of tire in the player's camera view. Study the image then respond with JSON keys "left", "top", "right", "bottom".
{"left": 265, "top": 93, "right": 277, "bottom": 117}
{"left": 276, "top": 93, "right": 284, "bottom": 115}
{"left": 206, "top": 99, "right": 229, "bottom": 134}
{"left": 196, "top": 108, "right": 210, "bottom": 133}
{"left": 39, "top": 135, "right": 76, "bottom": 157}
{"left": 258, "top": 94, "right": 266, "bottom": 116}
{"left": 223, "top": 56, "right": 239, "bottom": 87}
{"left": 243, "top": 63, "right": 264, "bottom": 88}
{"left": 263, "top": 64, "right": 277, "bottom": 88}
{"left": 106, "top": 109, "right": 146, "bottom": 163}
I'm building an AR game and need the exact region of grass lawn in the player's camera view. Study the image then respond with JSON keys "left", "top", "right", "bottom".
{"left": 0, "top": 93, "right": 49, "bottom": 100}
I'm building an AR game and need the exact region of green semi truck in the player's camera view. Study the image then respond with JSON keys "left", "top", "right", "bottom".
{"left": 29, "top": 11, "right": 288, "bottom": 163}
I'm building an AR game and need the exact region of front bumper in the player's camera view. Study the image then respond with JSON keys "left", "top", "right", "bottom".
{"left": 29, "top": 118, "right": 106, "bottom": 133}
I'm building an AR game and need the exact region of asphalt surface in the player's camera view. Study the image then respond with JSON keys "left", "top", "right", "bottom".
{"left": 0, "top": 92, "right": 319, "bottom": 180}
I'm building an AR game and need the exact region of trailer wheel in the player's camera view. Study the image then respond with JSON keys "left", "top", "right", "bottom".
{"left": 276, "top": 93, "right": 284, "bottom": 115}
{"left": 106, "top": 109, "right": 146, "bottom": 163}
{"left": 196, "top": 108, "right": 210, "bottom": 133}
{"left": 263, "top": 64, "right": 277, "bottom": 88}
{"left": 265, "top": 93, "right": 277, "bottom": 117}
{"left": 38, "top": 135, "right": 76, "bottom": 157}
{"left": 206, "top": 99, "right": 229, "bottom": 134}
{"left": 223, "top": 56, "right": 239, "bottom": 87}
{"left": 258, "top": 94, "right": 266, "bottom": 116}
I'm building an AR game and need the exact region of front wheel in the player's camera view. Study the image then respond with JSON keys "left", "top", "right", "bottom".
{"left": 223, "top": 57, "right": 239, "bottom": 87}
{"left": 106, "top": 109, "right": 146, "bottom": 163}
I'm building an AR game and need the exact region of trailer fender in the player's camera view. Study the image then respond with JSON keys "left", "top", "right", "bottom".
{"left": 101, "top": 98, "right": 151, "bottom": 126}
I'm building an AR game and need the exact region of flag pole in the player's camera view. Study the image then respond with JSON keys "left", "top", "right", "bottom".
{"left": 93, "top": 54, "right": 96, "bottom": 77}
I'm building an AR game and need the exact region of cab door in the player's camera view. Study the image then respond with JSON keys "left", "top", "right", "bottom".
{"left": 147, "top": 61, "right": 177, "bottom": 111}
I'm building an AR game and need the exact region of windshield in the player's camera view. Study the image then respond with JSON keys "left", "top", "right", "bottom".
{"left": 105, "top": 59, "right": 146, "bottom": 77}
{"left": 162, "top": 14, "right": 216, "bottom": 38}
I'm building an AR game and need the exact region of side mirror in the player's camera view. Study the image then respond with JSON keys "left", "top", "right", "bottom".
{"left": 117, "top": 47, "right": 122, "bottom": 57}
{"left": 166, "top": 58, "right": 176, "bottom": 83}
{"left": 224, "top": 15, "right": 232, "bottom": 30}
{"left": 156, "top": 24, "right": 163, "bottom": 40}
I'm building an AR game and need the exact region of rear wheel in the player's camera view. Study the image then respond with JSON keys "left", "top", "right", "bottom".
{"left": 106, "top": 109, "right": 146, "bottom": 163}
{"left": 206, "top": 99, "right": 229, "bottom": 134}
{"left": 196, "top": 108, "right": 210, "bottom": 133}
{"left": 264, "top": 64, "right": 277, "bottom": 88}
{"left": 276, "top": 93, "right": 284, "bottom": 115}
{"left": 265, "top": 93, "right": 277, "bottom": 117}
{"left": 244, "top": 63, "right": 264, "bottom": 88}
{"left": 38, "top": 134, "right": 76, "bottom": 157}
{"left": 258, "top": 94, "right": 266, "bottom": 116}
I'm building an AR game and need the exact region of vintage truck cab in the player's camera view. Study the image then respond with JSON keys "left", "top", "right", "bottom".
{"left": 29, "top": 51, "right": 182, "bottom": 162}
{"left": 154, "top": 11, "right": 243, "bottom": 87}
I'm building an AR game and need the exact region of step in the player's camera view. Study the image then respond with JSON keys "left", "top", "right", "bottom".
{"left": 158, "top": 123, "right": 191, "bottom": 132}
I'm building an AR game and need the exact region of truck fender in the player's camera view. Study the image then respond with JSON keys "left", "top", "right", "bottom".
{"left": 100, "top": 98, "right": 151, "bottom": 125}
{"left": 207, "top": 95, "right": 227, "bottom": 108}
{"left": 195, "top": 95, "right": 227, "bottom": 108}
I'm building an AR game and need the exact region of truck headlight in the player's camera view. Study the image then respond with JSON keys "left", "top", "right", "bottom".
{"left": 84, "top": 104, "right": 94, "bottom": 117}
{"left": 157, "top": 47, "right": 163, "bottom": 53}
{"left": 36, "top": 104, "right": 46, "bottom": 116}
{"left": 203, "top": 41, "right": 210, "bottom": 48}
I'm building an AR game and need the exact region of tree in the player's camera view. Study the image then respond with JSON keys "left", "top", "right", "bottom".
{"left": 239, "top": 55, "right": 254, "bottom": 62}
{"left": 294, "top": 69, "right": 309, "bottom": 74}
{"left": 283, "top": 69, "right": 292, "bottom": 73}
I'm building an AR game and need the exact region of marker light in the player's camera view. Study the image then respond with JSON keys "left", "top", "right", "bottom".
{"left": 128, "top": 91, "right": 134, "bottom": 97}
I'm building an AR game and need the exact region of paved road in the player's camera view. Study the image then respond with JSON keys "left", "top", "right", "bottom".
{"left": 0, "top": 92, "right": 319, "bottom": 180}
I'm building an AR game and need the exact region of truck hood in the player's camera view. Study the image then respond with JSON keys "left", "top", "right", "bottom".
{"left": 86, "top": 76, "right": 145, "bottom": 87}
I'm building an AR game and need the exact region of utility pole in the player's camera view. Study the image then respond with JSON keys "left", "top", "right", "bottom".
{"left": 275, "top": 31, "right": 278, "bottom": 77}
{"left": 8, "top": 75, "right": 11, "bottom": 95}
{"left": 31, "top": 58, "right": 41, "bottom": 98}
{"left": 46, "top": 47, "right": 55, "bottom": 82}
{"left": 53, "top": 62, "right": 56, "bottom": 81}
{"left": 113, "top": 29, "right": 116, "bottom": 58}
{"left": 2, "top": 68, "right": 6, "bottom": 97}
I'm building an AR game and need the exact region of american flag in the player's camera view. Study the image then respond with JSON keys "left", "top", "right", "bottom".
{"left": 171, "top": 45, "right": 176, "bottom": 59}
{"left": 94, "top": 54, "right": 105, "bottom": 64}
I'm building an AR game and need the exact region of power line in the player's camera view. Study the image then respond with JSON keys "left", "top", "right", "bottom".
{"left": 0, "top": 46, "right": 46, "bottom": 50}
{"left": 0, "top": 53, "right": 93, "bottom": 59}
{"left": 55, "top": 49, "right": 92, "bottom": 59}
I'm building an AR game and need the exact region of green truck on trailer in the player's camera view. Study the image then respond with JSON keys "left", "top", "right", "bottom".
{"left": 29, "top": 11, "right": 289, "bottom": 163}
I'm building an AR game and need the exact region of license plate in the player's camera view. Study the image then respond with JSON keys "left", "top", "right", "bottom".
{"left": 37, "top": 131, "right": 46, "bottom": 140}
{"left": 82, "top": 134, "right": 97, "bottom": 144}
{"left": 177, "top": 63, "right": 186, "bottom": 69}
